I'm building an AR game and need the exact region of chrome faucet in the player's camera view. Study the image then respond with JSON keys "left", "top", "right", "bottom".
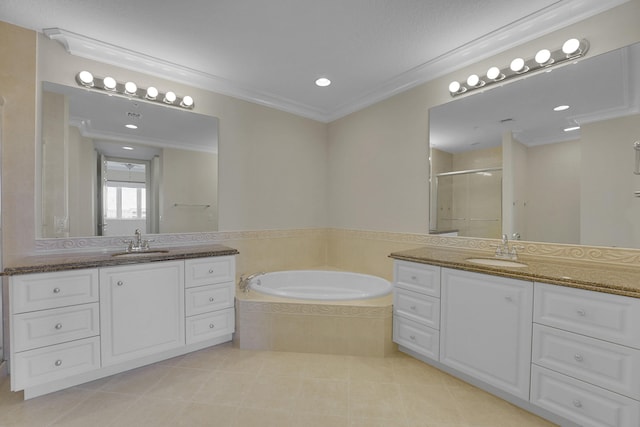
{"left": 123, "top": 228, "right": 154, "bottom": 252}
{"left": 239, "top": 272, "right": 265, "bottom": 292}
{"left": 493, "top": 234, "right": 523, "bottom": 260}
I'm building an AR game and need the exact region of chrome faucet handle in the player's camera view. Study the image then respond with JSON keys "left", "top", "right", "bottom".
{"left": 501, "top": 234, "right": 509, "bottom": 244}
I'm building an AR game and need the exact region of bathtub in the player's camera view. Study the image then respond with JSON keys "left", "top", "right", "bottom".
{"left": 236, "top": 270, "right": 395, "bottom": 356}
{"left": 248, "top": 270, "right": 392, "bottom": 300}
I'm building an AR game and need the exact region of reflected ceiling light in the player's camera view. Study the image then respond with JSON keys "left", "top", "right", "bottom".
{"left": 74, "top": 72, "right": 194, "bottom": 109}
{"left": 449, "top": 37, "right": 589, "bottom": 97}
{"left": 125, "top": 124, "right": 138, "bottom": 129}
{"left": 486, "top": 66, "right": 504, "bottom": 81}
{"left": 564, "top": 126, "right": 580, "bottom": 132}
{"left": 122, "top": 146, "right": 134, "bottom": 150}
{"left": 124, "top": 81, "right": 137, "bottom": 95}
{"left": 535, "top": 49, "right": 553, "bottom": 65}
{"left": 315, "top": 77, "right": 331, "bottom": 87}
{"left": 103, "top": 76, "right": 117, "bottom": 91}
{"left": 77, "top": 70, "right": 94, "bottom": 87}
{"left": 554, "top": 105, "right": 570, "bottom": 111}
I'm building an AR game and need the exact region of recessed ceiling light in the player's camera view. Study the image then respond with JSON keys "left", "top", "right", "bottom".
{"left": 554, "top": 105, "right": 570, "bottom": 111}
{"left": 125, "top": 124, "right": 138, "bottom": 129}
{"left": 564, "top": 126, "right": 580, "bottom": 132}
{"left": 315, "top": 77, "right": 331, "bottom": 87}
{"left": 122, "top": 146, "right": 134, "bottom": 150}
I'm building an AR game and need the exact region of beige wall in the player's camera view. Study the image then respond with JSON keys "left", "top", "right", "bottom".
{"left": 2, "top": 0, "right": 640, "bottom": 272}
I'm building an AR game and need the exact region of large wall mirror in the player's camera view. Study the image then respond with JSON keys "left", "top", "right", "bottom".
{"left": 429, "top": 41, "right": 640, "bottom": 248}
{"left": 38, "top": 82, "right": 219, "bottom": 239}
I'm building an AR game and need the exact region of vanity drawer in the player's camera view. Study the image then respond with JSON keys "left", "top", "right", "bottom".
{"left": 394, "top": 287, "right": 440, "bottom": 329}
{"left": 534, "top": 282, "right": 640, "bottom": 349}
{"left": 533, "top": 324, "right": 640, "bottom": 400}
{"left": 185, "top": 282, "right": 235, "bottom": 316}
{"left": 11, "top": 269, "right": 99, "bottom": 313}
{"left": 394, "top": 261, "right": 440, "bottom": 297}
{"left": 185, "top": 256, "right": 236, "bottom": 288}
{"left": 531, "top": 365, "right": 640, "bottom": 427}
{"left": 186, "top": 307, "right": 235, "bottom": 345}
{"left": 393, "top": 315, "right": 439, "bottom": 361}
{"left": 12, "top": 336, "right": 101, "bottom": 391}
{"left": 13, "top": 303, "right": 100, "bottom": 352}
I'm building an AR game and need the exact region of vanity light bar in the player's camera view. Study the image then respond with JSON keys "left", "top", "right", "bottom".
{"left": 449, "top": 38, "right": 589, "bottom": 97}
{"left": 75, "top": 71, "right": 195, "bottom": 109}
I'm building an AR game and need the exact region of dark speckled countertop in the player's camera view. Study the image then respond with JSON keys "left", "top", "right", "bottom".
{"left": 2, "top": 244, "right": 239, "bottom": 275}
{"left": 390, "top": 246, "right": 640, "bottom": 298}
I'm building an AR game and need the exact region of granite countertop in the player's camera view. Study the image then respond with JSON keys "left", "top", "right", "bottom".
{"left": 390, "top": 246, "right": 640, "bottom": 298}
{"left": 2, "top": 244, "right": 239, "bottom": 275}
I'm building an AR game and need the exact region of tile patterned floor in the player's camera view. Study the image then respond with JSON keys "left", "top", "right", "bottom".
{"left": 0, "top": 344, "right": 558, "bottom": 426}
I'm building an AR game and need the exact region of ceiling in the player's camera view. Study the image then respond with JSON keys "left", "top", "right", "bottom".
{"left": 0, "top": 0, "right": 629, "bottom": 122}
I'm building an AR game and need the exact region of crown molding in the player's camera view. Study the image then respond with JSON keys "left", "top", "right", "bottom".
{"left": 44, "top": 0, "right": 629, "bottom": 123}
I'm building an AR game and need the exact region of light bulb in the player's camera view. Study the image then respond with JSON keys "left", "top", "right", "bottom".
{"left": 103, "top": 76, "right": 117, "bottom": 90}
{"left": 124, "top": 81, "right": 137, "bottom": 95}
{"left": 78, "top": 71, "right": 94, "bottom": 87}
{"left": 562, "top": 38, "right": 581, "bottom": 56}
{"left": 449, "top": 81, "right": 461, "bottom": 93}
{"left": 163, "top": 91, "right": 177, "bottom": 104}
{"left": 180, "top": 95, "right": 194, "bottom": 108}
{"left": 535, "top": 49, "right": 552, "bottom": 65}
{"left": 510, "top": 58, "right": 526, "bottom": 73}
{"left": 486, "top": 67, "right": 501, "bottom": 80}
{"left": 146, "top": 86, "right": 158, "bottom": 100}
{"left": 315, "top": 77, "right": 331, "bottom": 87}
{"left": 466, "top": 74, "right": 480, "bottom": 87}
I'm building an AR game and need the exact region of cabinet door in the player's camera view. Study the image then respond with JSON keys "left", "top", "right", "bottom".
{"left": 100, "top": 261, "right": 185, "bottom": 366}
{"left": 440, "top": 268, "right": 533, "bottom": 400}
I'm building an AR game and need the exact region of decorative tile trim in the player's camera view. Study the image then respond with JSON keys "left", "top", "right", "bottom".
{"left": 238, "top": 299, "right": 392, "bottom": 318}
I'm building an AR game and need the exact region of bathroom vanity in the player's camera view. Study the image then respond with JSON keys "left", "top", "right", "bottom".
{"left": 3, "top": 245, "right": 238, "bottom": 399}
{"left": 390, "top": 246, "right": 640, "bottom": 427}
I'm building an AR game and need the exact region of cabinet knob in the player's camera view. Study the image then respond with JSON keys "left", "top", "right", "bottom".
{"left": 53, "top": 287, "right": 61, "bottom": 294}
{"left": 505, "top": 296, "right": 513, "bottom": 302}
{"left": 209, "top": 269, "right": 214, "bottom": 274}
{"left": 55, "top": 359, "right": 63, "bottom": 367}
{"left": 209, "top": 323, "right": 215, "bottom": 329}
{"left": 410, "top": 305, "right": 417, "bottom": 310}
{"left": 572, "top": 399, "right": 582, "bottom": 408}
{"left": 574, "top": 354, "right": 584, "bottom": 362}
{"left": 409, "top": 335, "right": 416, "bottom": 341}
{"left": 117, "top": 280, "right": 124, "bottom": 286}
{"left": 209, "top": 297, "right": 215, "bottom": 302}
{"left": 411, "top": 275, "right": 417, "bottom": 281}
{"left": 55, "top": 323, "right": 63, "bottom": 330}
{"left": 576, "top": 308, "right": 586, "bottom": 317}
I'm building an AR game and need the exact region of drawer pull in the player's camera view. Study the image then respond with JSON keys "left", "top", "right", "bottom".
{"left": 576, "top": 308, "right": 586, "bottom": 317}
{"left": 572, "top": 399, "right": 582, "bottom": 408}
{"left": 410, "top": 305, "right": 417, "bottom": 311}
{"left": 117, "top": 280, "right": 124, "bottom": 286}
{"left": 209, "top": 297, "right": 215, "bottom": 302}
{"left": 209, "top": 323, "right": 215, "bottom": 329}
{"left": 209, "top": 269, "right": 214, "bottom": 274}
{"left": 54, "top": 359, "right": 63, "bottom": 367}
{"left": 53, "top": 287, "right": 61, "bottom": 294}
{"left": 505, "top": 296, "right": 513, "bottom": 302}
{"left": 574, "top": 354, "right": 584, "bottom": 362}
{"left": 55, "top": 323, "right": 63, "bottom": 330}
{"left": 409, "top": 335, "right": 416, "bottom": 340}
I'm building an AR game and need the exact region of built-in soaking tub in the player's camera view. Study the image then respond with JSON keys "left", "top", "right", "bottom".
{"left": 235, "top": 270, "right": 395, "bottom": 356}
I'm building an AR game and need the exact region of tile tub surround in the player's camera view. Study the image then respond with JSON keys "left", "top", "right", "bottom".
{"left": 235, "top": 289, "right": 394, "bottom": 357}
{"left": 390, "top": 245, "right": 640, "bottom": 298}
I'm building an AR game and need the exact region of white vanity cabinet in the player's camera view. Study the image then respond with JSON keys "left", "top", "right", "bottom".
{"left": 99, "top": 261, "right": 185, "bottom": 366}
{"left": 7, "top": 252, "right": 237, "bottom": 399}
{"left": 531, "top": 282, "right": 640, "bottom": 427}
{"left": 439, "top": 268, "right": 533, "bottom": 400}
{"left": 184, "top": 256, "right": 236, "bottom": 345}
{"left": 9, "top": 269, "right": 101, "bottom": 392}
{"left": 392, "top": 260, "right": 441, "bottom": 360}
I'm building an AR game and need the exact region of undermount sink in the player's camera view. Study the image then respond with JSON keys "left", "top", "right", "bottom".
{"left": 465, "top": 258, "right": 528, "bottom": 268}
{"left": 111, "top": 250, "right": 170, "bottom": 257}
